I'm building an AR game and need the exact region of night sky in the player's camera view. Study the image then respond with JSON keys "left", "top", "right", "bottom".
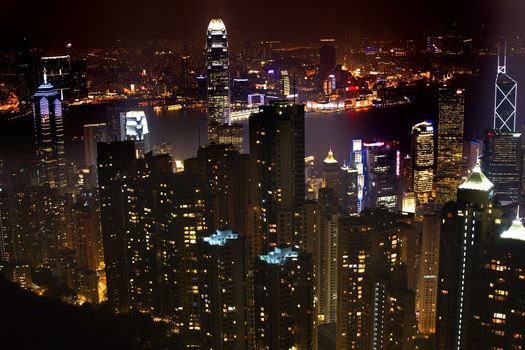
{"left": 1, "top": 0, "right": 523, "bottom": 48}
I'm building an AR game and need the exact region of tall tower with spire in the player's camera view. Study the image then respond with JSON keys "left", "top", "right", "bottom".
{"left": 494, "top": 43, "right": 518, "bottom": 132}
{"left": 33, "top": 69, "right": 66, "bottom": 189}
{"left": 206, "top": 18, "right": 230, "bottom": 144}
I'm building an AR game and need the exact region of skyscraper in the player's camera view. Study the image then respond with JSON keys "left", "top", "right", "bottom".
{"left": 436, "top": 163, "right": 502, "bottom": 350}
{"left": 254, "top": 247, "right": 313, "bottom": 349}
{"left": 337, "top": 209, "right": 416, "bottom": 350}
{"left": 121, "top": 111, "right": 151, "bottom": 157}
{"left": 41, "top": 55, "right": 72, "bottom": 101}
{"left": 437, "top": 88, "right": 465, "bottom": 204}
{"left": 319, "top": 40, "right": 336, "bottom": 82}
{"left": 494, "top": 43, "right": 518, "bottom": 132}
{"left": 416, "top": 214, "right": 440, "bottom": 335}
{"left": 33, "top": 73, "right": 66, "bottom": 189}
{"left": 249, "top": 102, "right": 305, "bottom": 252}
{"left": 412, "top": 121, "right": 435, "bottom": 207}
{"left": 482, "top": 131, "right": 522, "bottom": 205}
{"left": 197, "top": 230, "right": 250, "bottom": 349}
{"left": 363, "top": 141, "right": 400, "bottom": 210}
{"left": 83, "top": 123, "right": 108, "bottom": 167}
{"left": 206, "top": 18, "right": 230, "bottom": 143}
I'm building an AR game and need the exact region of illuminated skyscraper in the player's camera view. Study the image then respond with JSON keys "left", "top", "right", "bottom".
{"left": 41, "top": 55, "right": 72, "bottom": 101}
{"left": 363, "top": 141, "right": 400, "bottom": 210}
{"left": 120, "top": 111, "right": 151, "bottom": 157}
{"left": 494, "top": 43, "right": 517, "bottom": 132}
{"left": 33, "top": 73, "right": 67, "bottom": 189}
{"left": 412, "top": 121, "right": 434, "bottom": 206}
{"left": 249, "top": 102, "right": 305, "bottom": 252}
{"left": 336, "top": 209, "right": 416, "bottom": 350}
{"left": 436, "top": 163, "right": 502, "bottom": 350}
{"left": 482, "top": 131, "right": 522, "bottom": 205}
{"left": 469, "top": 211, "right": 525, "bottom": 349}
{"left": 416, "top": 214, "right": 440, "bottom": 335}
{"left": 437, "top": 88, "right": 465, "bottom": 204}
{"left": 206, "top": 18, "right": 230, "bottom": 143}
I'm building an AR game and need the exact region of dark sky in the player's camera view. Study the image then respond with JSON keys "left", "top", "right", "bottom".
{"left": 1, "top": 0, "right": 523, "bottom": 48}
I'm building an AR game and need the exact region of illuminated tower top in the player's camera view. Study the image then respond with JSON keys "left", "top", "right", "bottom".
{"left": 500, "top": 206, "right": 525, "bottom": 241}
{"left": 494, "top": 43, "right": 518, "bottom": 132}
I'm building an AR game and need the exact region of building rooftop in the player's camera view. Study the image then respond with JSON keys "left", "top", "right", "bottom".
{"left": 208, "top": 18, "right": 226, "bottom": 32}
{"left": 259, "top": 247, "right": 298, "bottom": 265}
{"left": 501, "top": 207, "right": 525, "bottom": 241}
{"left": 324, "top": 148, "right": 337, "bottom": 164}
{"left": 202, "top": 229, "right": 239, "bottom": 246}
{"left": 458, "top": 162, "right": 494, "bottom": 192}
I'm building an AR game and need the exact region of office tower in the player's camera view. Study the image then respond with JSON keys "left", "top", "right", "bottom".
{"left": 436, "top": 163, "right": 503, "bottom": 350}
{"left": 198, "top": 230, "right": 250, "bottom": 349}
{"left": 412, "top": 121, "right": 435, "bottom": 206}
{"left": 336, "top": 209, "right": 416, "bottom": 350}
{"left": 249, "top": 102, "right": 305, "bottom": 252}
{"left": 319, "top": 40, "right": 336, "bottom": 82}
{"left": 363, "top": 141, "right": 401, "bottom": 210}
{"left": 33, "top": 74, "right": 66, "bottom": 189}
{"left": 437, "top": 88, "right": 465, "bottom": 204}
{"left": 350, "top": 140, "right": 365, "bottom": 213}
{"left": 71, "top": 58, "right": 88, "bottom": 100}
{"left": 323, "top": 148, "right": 341, "bottom": 194}
{"left": 482, "top": 131, "right": 522, "bottom": 206}
{"left": 494, "top": 43, "right": 517, "bottom": 132}
{"left": 340, "top": 162, "right": 359, "bottom": 215}
{"left": 206, "top": 19, "right": 230, "bottom": 143}
{"left": 316, "top": 188, "right": 339, "bottom": 325}
{"left": 468, "top": 211, "right": 525, "bottom": 349}
{"left": 231, "top": 78, "right": 250, "bottom": 103}
{"left": 41, "top": 55, "right": 72, "bottom": 101}
{"left": 120, "top": 111, "right": 151, "bottom": 157}
{"left": 83, "top": 123, "right": 108, "bottom": 167}
{"left": 217, "top": 123, "right": 244, "bottom": 152}
{"left": 254, "top": 247, "right": 313, "bottom": 349}
{"left": 15, "top": 37, "right": 36, "bottom": 111}
{"left": 281, "top": 70, "right": 291, "bottom": 97}
{"left": 416, "top": 214, "right": 440, "bottom": 335}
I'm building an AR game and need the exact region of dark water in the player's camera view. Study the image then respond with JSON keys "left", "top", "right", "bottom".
{"left": 1, "top": 56, "right": 524, "bottom": 174}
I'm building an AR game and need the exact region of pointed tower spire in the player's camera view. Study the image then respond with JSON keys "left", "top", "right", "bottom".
{"left": 43, "top": 67, "right": 47, "bottom": 85}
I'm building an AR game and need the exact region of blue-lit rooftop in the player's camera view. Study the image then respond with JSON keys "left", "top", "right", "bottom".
{"left": 259, "top": 247, "right": 299, "bottom": 265}
{"left": 202, "top": 229, "right": 239, "bottom": 246}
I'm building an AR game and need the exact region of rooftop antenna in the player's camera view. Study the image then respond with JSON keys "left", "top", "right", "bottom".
{"left": 497, "top": 42, "right": 507, "bottom": 74}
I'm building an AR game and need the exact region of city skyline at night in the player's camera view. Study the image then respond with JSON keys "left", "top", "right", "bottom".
{"left": 0, "top": 4, "right": 524, "bottom": 350}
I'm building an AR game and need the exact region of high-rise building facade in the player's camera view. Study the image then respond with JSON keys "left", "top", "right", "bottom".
{"left": 437, "top": 88, "right": 465, "bottom": 204}
{"left": 417, "top": 214, "right": 440, "bottom": 335}
{"left": 494, "top": 44, "right": 517, "bottom": 132}
{"left": 206, "top": 18, "right": 230, "bottom": 143}
{"left": 319, "top": 40, "right": 336, "bottom": 82}
{"left": 363, "top": 141, "right": 400, "bottom": 210}
{"left": 41, "top": 55, "right": 72, "bottom": 101}
{"left": 254, "top": 247, "right": 313, "bottom": 349}
{"left": 33, "top": 75, "right": 67, "bottom": 189}
{"left": 83, "top": 123, "right": 108, "bottom": 167}
{"left": 337, "top": 209, "right": 416, "bottom": 350}
{"left": 436, "top": 163, "right": 502, "bottom": 350}
{"left": 249, "top": 102, "right": 305, "bottom": 252}
{"left": 198, "top": 230, "right": 250, "bottom": 349}
{"left": 120, "top": 111, "right": 151, "bottom": 157}
{"left": 412, "top": 121, "right": 435, "bottom": 206}
{"left": 482, "top": 131, "right": 522, "bottom": 205}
